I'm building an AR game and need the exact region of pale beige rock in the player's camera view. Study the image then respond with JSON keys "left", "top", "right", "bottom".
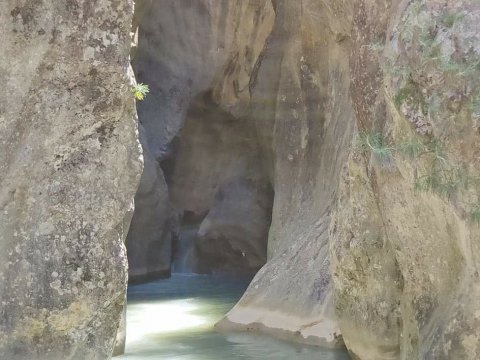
{"left": 331, "top": 1, "right": 480, "bottom": 359}
{"left": 0, "top": 1, "right": 142, "bottom": 359}
{"left": 217, "top": 0, "right": 354, "bottom": 348}
{"left": 195, "top": 177, "right": 273, "bottom": 275}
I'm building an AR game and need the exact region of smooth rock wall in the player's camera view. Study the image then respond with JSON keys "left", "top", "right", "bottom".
{"left": 126, "top": 125, "right": 172, "bottom": 283}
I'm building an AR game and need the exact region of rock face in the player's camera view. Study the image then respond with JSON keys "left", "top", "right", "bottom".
{"left": 132, "top": 0, "right": 275, "bottom": 275}
{"left": 330, "top": 1, "right": 480, "bottom": 359}
{"left": 7, "top": 0, "right": 474, "bottom": 358}
{"left": 132, "top": 0, "right": 480, "bottom": 359}
{"left": 0, "top": 1, "right": 141, "bottom": 359}
{"left": 216, "top": 0, "right": 355, "bottom": 347}
{"left": 126, "top": 125, "right": 171, "bottom": 283}
{"left": 196, "top": 178, "right": 273, "bottom": 275}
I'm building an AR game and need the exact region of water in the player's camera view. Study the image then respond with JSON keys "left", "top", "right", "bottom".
{"left": 118, "top": 274, "right": 351, "bottom": 360}
{"left": 171, "top": 226, "right": 197, "bottom": 273}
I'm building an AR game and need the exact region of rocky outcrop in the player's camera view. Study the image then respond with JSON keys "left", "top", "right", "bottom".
{"left": 132, "top": 0, "right": 274, "bottom": 158}
{"left": 1, "top": 0, "right": 478, "bottom": 359}
{"left": 196, "top": 178, "right": 273, "bottom": 275}
{"left": 132, "top": 0, "right": 275, "bottom": 275}
{"left": 167, "top": 91, "right": 268, "bottom": 220}
{"left": 217, "top": 0, "right": 354, "bottom": 347}
{"left": 126, "top": 125, "right": 171, "bottom": 283}
{"left": 330, "top": 1, "right": 480, "bottom": 359}
{"left": 132, "top": 0, "right": 480, "bottom": 358}
{"left": 0, "top": 1, "right": 141, "bottom": 359}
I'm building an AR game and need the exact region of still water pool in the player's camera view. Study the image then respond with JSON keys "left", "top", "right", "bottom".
{"left": 119, "top": 274, "right": 350, "bottom": 360}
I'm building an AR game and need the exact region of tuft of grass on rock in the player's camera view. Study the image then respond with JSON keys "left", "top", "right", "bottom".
{"left": 471, "top": 205, "right": 480, "bottom": 224}
{"left": 399, "top": 136, "right": 425, "bottom": 160}
{"left": 359, "top": 132, "right": 394, "bottom": 167}
{"left": 440, "top": 11, "right": 464, "bottom": 28}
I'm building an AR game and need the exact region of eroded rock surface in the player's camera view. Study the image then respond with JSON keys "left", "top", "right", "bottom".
{"left": 133, "top": 0, "right": 480, "bottom": 358}
{"left": 6, "top": 0, "right": 474, "bottom": 358}
{"left": 0, "top": 1, "right": 141, "bottom": 359}
{"left": 331, "top": 1, "right": 480, "bottom": 359}
{"left": 126, "top": 125, "right": 171, "bottom": 283}
{"left": 132, "top": 0, "right": 275, "bottom": 275}
{"left": 196, "top": 177, "right": 273, "bottom": 275}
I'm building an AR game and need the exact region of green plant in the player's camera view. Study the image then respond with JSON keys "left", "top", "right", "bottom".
{"left": 433, "top": 55, "right": 480, "bottom": 77}
{"left": 440, "top": 11, "right": 464, "bottom": 28}
{"left": 359, "top": 132, "right": 394, "bottom": 167}
{"left": 428, "top": 94, "right": 443, "bottom": 115}
{"left": 430, "top": 140, "right": 448, "bottom": 165}
{"left": 414, "top": 168, "right": 461, "bottom": 197}
{"left": 400, "top": 136, "right": 425, "bottom": 160}
{"left": 470, "top": 204, "right": 480, "bottom": 223}
{"left": 469, "top": 96, "right": 480, "bottom": 119}
{"left": 365, "top": 41, "right": 385, "bottom": 53}
{"left": 132, "top": 83, "right": 149, "bottom": 101}
{"left": 393, "top": 81, "right": 427, "bottom": 113}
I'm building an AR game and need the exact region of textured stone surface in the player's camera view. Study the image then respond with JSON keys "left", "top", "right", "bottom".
{"left": 218, "top": 0, "right": 354, "bottom": 347}
{"left": 330, "top": 1, "right": 480, "bottom": 359}
{"left": 167, "top": 92, "right": 268, "bottom": 220}
{"left": 136, "top": 1, "right": 480, "bottom": 358}
{"left": 132, "top": 0, "right": 275, "bottom": 275}
{"left": 8, "top": 0, "right": 473, "bottom": 358}
{"left": 196, "top": 177, "right": 273, "bottom": 275}
{"left": 0, "top": 1, "right": 142, "bottom": 359}
{"left": 132, "top": 0, "right": 274, "bottom": 158}
{"left": 126, "top": 125, "right": 171, "bottom": 283}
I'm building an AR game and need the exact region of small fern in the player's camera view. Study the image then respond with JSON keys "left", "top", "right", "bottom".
{"left": 132, "top": 83, "right": 149, "bottom": 101}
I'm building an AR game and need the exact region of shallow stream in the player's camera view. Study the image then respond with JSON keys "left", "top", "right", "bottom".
{"left": 119, "top": 274, "right": 350, "bottom": 360}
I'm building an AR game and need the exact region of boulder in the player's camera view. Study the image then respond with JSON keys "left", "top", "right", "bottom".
{"left": 195, "top": 178, "right": 273, "bottom": 275}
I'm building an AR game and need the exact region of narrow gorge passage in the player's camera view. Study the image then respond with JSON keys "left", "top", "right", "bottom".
{"left": 3, "top": 0, "right": 479, "bottom": 359}
{"left": 120, "top": 0, "right": 299, "bottom": 358}
{"left": 120, "top": 1, "right": 350, "bottom": 359}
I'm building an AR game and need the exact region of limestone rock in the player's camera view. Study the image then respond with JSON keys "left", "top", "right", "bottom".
{"left": 0, "top": 1, "right": 142, "bottom": 359}
{"left": 131, "top": 0, "right": 274, "bottom": 277}
{"left": 126, "top": 125, "right": 172, "bottom": 283}
{"left": 218, "top": 0, "right": 353, "bottom": 347}
{"left": 132, "top": 0, "right": 274, "bottom": 158}
{"left": 330, "top": 1, "right": 480, "bottom": 359}
{"left": 167, "top": 92, "right": 267, "bottom": 219}
{"left": 195, "top": 178, "right": 273, "bottom": 275}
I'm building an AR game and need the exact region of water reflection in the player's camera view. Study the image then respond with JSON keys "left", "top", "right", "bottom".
{"left": 119, "top": 274, "right": 350, "bottom": 360}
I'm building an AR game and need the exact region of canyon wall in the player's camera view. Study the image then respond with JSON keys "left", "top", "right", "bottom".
{"left": 132, "top": 0, "right": 480, "bottom": 359}
{"left": 0, "top": 1, "right": 141, "bottom": 359}
{"left": 131, "top": 0, "right": 275, "bottom": 276}
{"left": 330, "top": 1, "right": 480, "bottom": 359}
{"left": 1, "top": 0, "right": 478, "bottom": 359}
